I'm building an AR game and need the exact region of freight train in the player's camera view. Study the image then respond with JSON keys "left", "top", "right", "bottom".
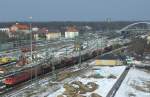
{"left": 3, "top": 44, "right": 124, "bottom": 86}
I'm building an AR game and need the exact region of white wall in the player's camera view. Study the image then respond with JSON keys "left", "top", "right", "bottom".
{"left": 65, "top": 31, "right": 79, "bottom": 38}
{"left": 46, "top": 32, "right": 61, "bottom": 40}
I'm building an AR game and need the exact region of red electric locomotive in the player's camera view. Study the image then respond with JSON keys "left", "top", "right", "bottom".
{"left": 4, "top": 72, "right": 30, "bottom": 85}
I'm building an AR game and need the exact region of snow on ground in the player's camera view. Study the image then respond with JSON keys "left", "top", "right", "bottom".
{"left": 48, "top": 66, "right": 126, "bottom": 97}
{"left": 115, "top": 67, "right": 150, "bottom": 97}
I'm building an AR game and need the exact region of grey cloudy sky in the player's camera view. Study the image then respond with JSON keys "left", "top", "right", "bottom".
{"left": 0, "top": 0, "right": 149, "bottom": 21}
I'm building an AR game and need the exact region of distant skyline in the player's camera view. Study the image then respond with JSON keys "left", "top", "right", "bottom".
{"left": 0, "top": 0, "right": 149, "bottom": 22}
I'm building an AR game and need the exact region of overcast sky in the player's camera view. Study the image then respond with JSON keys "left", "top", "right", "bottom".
{"left": 0, "top": 0, "right": 149, "bottom": 22}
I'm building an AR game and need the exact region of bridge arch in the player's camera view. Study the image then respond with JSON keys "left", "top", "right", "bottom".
{"left": 118, "top": 22, "right": 150, "bottom": 33}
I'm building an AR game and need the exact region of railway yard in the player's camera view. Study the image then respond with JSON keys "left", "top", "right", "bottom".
{"left": 1, "top": 0, "right": 150, "bottom": 96}
{"left": 0, "top": 32, "right": 150, "bottom": 97}
{"left": 0, "top": 34, "right": 111, "bottom": 94}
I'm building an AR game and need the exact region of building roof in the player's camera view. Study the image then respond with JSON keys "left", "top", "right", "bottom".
{"left": 38, "top": 28, "right": 48, "bottom": 33}
{"left": 38, "top": 28, "right": 61, "bottom": 34}
{"left": 48, "top": 29, "right": 60, "bottom": 33}
{"left": 66, "top": 27, "right": 78, "bottom": 32}
{"left": 15, "top": 24, "right": 29, "bottom": 30}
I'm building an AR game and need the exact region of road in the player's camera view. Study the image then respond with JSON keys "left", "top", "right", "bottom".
{"left": 106, "top": 66, "right": 130, "bottom": 97}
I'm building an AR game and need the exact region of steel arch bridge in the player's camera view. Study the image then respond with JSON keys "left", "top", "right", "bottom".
{"left": 118, "top": 22, "right": 150, "bottom": 33}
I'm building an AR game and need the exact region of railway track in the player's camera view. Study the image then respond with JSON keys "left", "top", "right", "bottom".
{"left": 0, "top": 37, "right": 103, "bottom": 76}
{"left": 1, "top": 60, "right": 92, "bottom": 97}
{"left": 0, "top": 43, "right": 74, "bottom": 77}
{"left": 0, "top": 61, "right": 17, "bottom": 67}
{"left": 0, "top": 45, "right": 128, "bottom": 96}
{"left": 0, "top": 45, "right": 97, "bottom": 77}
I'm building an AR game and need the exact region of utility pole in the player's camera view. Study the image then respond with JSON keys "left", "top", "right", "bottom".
{"left": 29, "top": 17, "right": 33, "bottom": 62}
{"left": 87, "top": 37, "right": 89, "bottom": 48}
{"left": 45, "top": 30, "right": 49, "bottom": 60}
{"left": 101, "top": 36, "right": 103, "bottom": 54}
{"left": 65, "top": 39, "right": 68, "bottom": 56}
{"left": 51, "top": 49, "right": 56, "bottom": 80}
{"left": 106, "top": 18, "right": 111, "bottom": 33}
{"left": 96, "top": 36, "right": 99, "bottom": 56}
{"left": 66, "top": 48, "right": 68, "bottom": 56}
{"left": 28, "top": 16, "right": 33, "bottom": 88}
{"left": 30, "top": 23, "right": 33, "bottom": 62}
{"left": 78, "top": 37, "right": 82, "bottom": 68}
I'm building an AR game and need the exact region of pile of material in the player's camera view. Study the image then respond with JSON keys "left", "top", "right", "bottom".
{"left": 91, "top": 93, "right": 102, "bottom": 97}
{"left": 88, "top": 74, "right": 105, "bottom": 79}
{"left": 56, "top": 69, "right": 84, "bottom": 81}
{"left": 107, "top": 74, "right": 117, "bottom": 79}
{"left": 57, "top": 81, "right": 102, "bottom": 97}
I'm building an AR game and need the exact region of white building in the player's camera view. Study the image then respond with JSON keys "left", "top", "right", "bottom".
{"left": 65, "top": 27, "right": 79, "bottom": 38}
{"left": 46, "top": 30, "right": 61, "bottom": 40}
{"left": 0, "top": 28, "right": 12, "bottom": 38}
{"left": 32, "top": 27, "right": 39, "bottom": 32}
{"left": 147, "top": 35, "right": 150, "bottom": 44}
{"left": 33, "top": 33, "right": 39, "bottom": 40}
{"left": 37, "top": 28, "right": 61, "bottom": 40}
{"left": 0, "top": 28, "right": 10, "bottom": 32}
